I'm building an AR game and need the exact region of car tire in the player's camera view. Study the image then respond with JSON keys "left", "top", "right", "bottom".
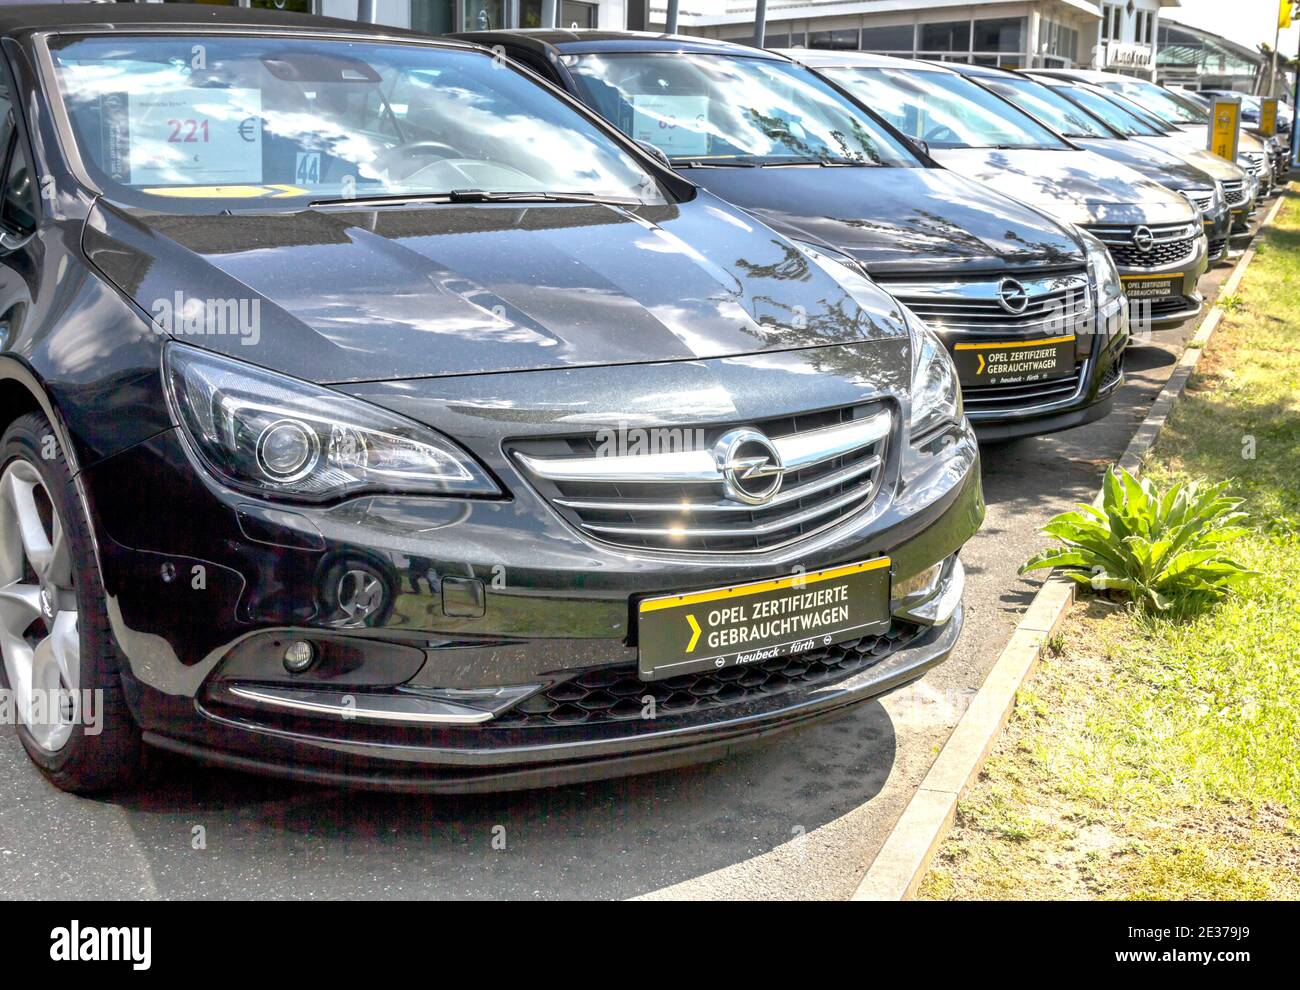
{"left": 0, "top": 411, "right": 141, "bottom": 792}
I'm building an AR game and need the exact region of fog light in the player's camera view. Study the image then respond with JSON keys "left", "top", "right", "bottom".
{"left": 893, "top": 562, "right": 943, "bottom": 601}
{"left": 282, "top": 640, "right": 316, "bottom": 673}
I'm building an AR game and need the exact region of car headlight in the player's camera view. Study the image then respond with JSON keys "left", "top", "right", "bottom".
{"left": 1079, "top": 227, "right": 1123, "bottom": 314}
{"left": 905, "top": 308, "right": 962, "bottom": 440}
{"left": 164, "top": 343, "right": 500, "bottom": 501}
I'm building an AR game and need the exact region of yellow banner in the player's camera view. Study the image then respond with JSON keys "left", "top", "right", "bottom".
{"left": 1261, "top": 98, "right": 1279, "bottom": 137}
{"left": 1209, "top": 98, "right": 1241, "bottom": 161}
{"left": 1281, "top": 0, "right": 1293, "bottom": 30}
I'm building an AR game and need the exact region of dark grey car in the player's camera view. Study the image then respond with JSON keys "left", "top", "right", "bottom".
{"left": 0, "top": 6, "right": 980, "bottom": 793}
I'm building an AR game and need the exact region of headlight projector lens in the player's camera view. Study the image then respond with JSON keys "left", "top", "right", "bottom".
{"left": 257, "top": 419, "right": 319, "bottom": 481}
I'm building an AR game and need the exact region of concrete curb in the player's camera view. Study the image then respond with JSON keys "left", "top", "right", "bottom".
{"left": 851, "top": 188, "right": 1290, "bottom": 902}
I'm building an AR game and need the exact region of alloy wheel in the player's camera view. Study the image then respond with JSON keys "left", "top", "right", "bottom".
{"left": 0, "top": 458, "right": 79, "bottom": 753}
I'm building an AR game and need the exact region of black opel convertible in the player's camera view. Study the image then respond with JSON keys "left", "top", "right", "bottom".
{"left": 0, "top": 6, "right": 982, "bottom": 792}
{"left": 454, "top": 30, "right": 1131, "bottom": 442}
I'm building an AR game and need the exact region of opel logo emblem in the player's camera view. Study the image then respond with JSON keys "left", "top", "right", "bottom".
{"left": 714, "top": 427, "right": 784, "bottom": 505}
{"left": 996, "top": 277, "right": 1030, "bottom": 315}
{"left": 1132, "top": 226, "right": 1155, "bottom": 251}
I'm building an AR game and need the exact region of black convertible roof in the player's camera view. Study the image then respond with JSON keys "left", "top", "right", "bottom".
{"left": 452, "top": 28, "right": 786, "bottom": 59}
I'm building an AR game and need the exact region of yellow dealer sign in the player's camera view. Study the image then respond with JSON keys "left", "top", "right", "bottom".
{"left": 1209, "top": 96, "right": 1241, "bottom": 162}
{"left": 1260, "top": 98, "right": 1279, "bottom": 137}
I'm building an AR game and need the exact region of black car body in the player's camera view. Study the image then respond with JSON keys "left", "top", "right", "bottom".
{"left": 453, "top": 30, "right": 1130, "bottom": 441}
{"left": 940, "top": 62, "right": 1234, "bottom": 268}
{"left": 0, "top": 7, "right": 981, "bottom": 792}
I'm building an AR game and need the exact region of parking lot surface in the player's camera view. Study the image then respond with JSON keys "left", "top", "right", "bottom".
{"left": 0, "top": 213, "right": 1266, "bottom": 899}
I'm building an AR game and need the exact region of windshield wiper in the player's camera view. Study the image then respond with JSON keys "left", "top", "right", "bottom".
{"left": 445, "top": 189, "right": 643, "bottom": 205}
{"left": 759, "top": 156, "right": 877, "bottom": 167}
{"left": 309, "top": 189, "right": 642, "bottom": 208}
{"left": 670, "top": 158, "right": 759, "bottom": 168}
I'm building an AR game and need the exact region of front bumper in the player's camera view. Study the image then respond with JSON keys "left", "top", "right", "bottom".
{"left": 1119, "top": 233, "right": 1209, "bottom": 331}
{"left": 82, "top": 354, "right": 984, "bottom": 790}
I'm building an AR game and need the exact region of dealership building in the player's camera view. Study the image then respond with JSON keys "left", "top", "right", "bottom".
{"left": 137, "top": 0, "right": 1174, "bottom": 78}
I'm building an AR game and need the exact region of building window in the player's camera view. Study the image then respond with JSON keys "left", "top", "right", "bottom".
{"left": 411, "top": 0, "right": 454, "bottom": 33}
{"left": 1137, "top": 10, "right": 1155, "bottom": 45}
{"left": 809, "top": 29, "right": 860, "bottom": 50}
{"left": 973, "top": 17, "right": 1025, "bottom": 54}
{"left": 860, "top": 24, "right": 915, "bottom": 53}
{"left": 1102, "top": 4, "right": 1124, "bottom": 43}
{"left": 522, "top": 0, "right": 598, "bottom": 28}
{"left": 919, "top": 21, "right": 971, "bottom": 53}
{"left": 462, "top": 0, "right": 506, "bottom": 31}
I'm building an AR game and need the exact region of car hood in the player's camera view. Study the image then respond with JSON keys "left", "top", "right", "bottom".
{"left": 678, "top": 164, "right": 1083, "bottom": 276}
{"left": 1068, "top": 137, "right": 1216, "bottom": 191}
{"left": 1131, "top": 136, "right": 1247, "bottom": 181}
{"left": 930, "top": 147, "right": 1197, "bottom": 226}
{"left": 83, "top": 194, "right": 908, "bottom": 385}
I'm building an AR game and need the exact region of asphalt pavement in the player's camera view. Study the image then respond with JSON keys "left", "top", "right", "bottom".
{"left": 0, "top": 202, "right": 1273, "bottom": 900}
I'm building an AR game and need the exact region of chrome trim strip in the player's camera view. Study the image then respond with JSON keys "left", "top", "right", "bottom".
{"left": 580, "top": 483, "right": 874, "bottom": 539}
{"left": 517, "top": 409, "right": 891, "bottom": 484}
{"left": 963, "top": 359, "right": 1091, "bottom": 417}
{"left": 882, "top": 272, "right": 1088, "bottom": 302}
{"left": 225, "top": 685, "right": 495, "bottom": 724}
{"left": 553, "top": 455, "right": 881, "bottom": 514}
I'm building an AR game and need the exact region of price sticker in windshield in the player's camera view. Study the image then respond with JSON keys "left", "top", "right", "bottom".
{"left": 126, "top": 88, "right": 264, "bottom": 186}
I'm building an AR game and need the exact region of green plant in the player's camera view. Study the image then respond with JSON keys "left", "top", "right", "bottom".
{"left": 1218, "top": 293, "right": 1245, "bottom": 312}
{"left": 1020, "top": 467, "right": 1256, "bottom": 611}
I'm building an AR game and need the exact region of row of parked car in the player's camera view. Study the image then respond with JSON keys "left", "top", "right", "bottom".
{"left": 0, "top": 5, "right": 1286, "bottom": 794}
{"left": 455, "top": 31, "right": 1285, "bottom": 441}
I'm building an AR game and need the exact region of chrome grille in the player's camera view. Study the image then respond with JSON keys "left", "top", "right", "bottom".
{"left": 961, "top": 362, "right": 1087, "bottom": 415}
{"left": 513, "top": 405, "right": 891, "bottom": 554}
{"left": 879, "top": 271, "right": 1091, "bottom": 337}
{"left": 1223, "top": 179, "right": 1247, "bottom": 207}
{"left": 1188, "top": 189, "right": 1214, "bottom": 213}
{"left": 1087, "top": 221, "right": 1199, "bottom": 270}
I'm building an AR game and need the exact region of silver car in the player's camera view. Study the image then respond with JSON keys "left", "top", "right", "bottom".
{"left": 948, "top": 64, "right": 1236, "bottom": 267}
{"left": 786, "top": 51, "right": 1208, "bottom": 330}
{"left": 1022, "top": 75, "right": 1258, "bottom": 245}
{"left": 1030, "top": 68, "right": 1274, "bottom": 199}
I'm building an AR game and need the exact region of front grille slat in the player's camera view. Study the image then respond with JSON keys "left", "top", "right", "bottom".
{"left": 1088, "top": 221, "right": 1198, "bottom": 270}
{"left": 883, "top": 271, "right": 1091, "bottom": 338}
{"left": 512, "top": 404, "right": 892, "bottom": 554}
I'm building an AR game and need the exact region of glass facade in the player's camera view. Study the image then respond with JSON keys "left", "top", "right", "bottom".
{"left": 411, "top": 0, "right": 455, "bottom": 33}
{"left": 861, "top": 24, "right": 914, "bottom": 53}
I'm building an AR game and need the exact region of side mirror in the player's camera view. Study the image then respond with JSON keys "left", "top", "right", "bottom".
{"left": 909, "top": 137, "right": 931, "bottom": 159}
{"left": 635, "top": 140, "right": 673, "bottom": 169}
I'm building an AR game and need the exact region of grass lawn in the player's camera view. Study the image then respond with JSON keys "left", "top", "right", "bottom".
{"left": 918, "top": 188, "right": 1300, "bottom": 900}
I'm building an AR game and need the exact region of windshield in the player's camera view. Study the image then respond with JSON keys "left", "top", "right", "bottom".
{"left": 1100, "top": 89, "right": 1182, "bottom": 133}
{"left": 820, "top": 65, "right": 1071, "bottom": 150}
{"left": 49, "top": 34, "right": 669, "bottom": 211}
{"left": 1098, "top": 78, "right": 1207, "bottom": 126}
{"left": 978, "top": 76, "right": 1112, "bottom": 139}
{"left": 1059, "top": 84, "right": 1158, "bottom": 136}
{"left": 564, "top": 52, "right": 919, "bottom": 166}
